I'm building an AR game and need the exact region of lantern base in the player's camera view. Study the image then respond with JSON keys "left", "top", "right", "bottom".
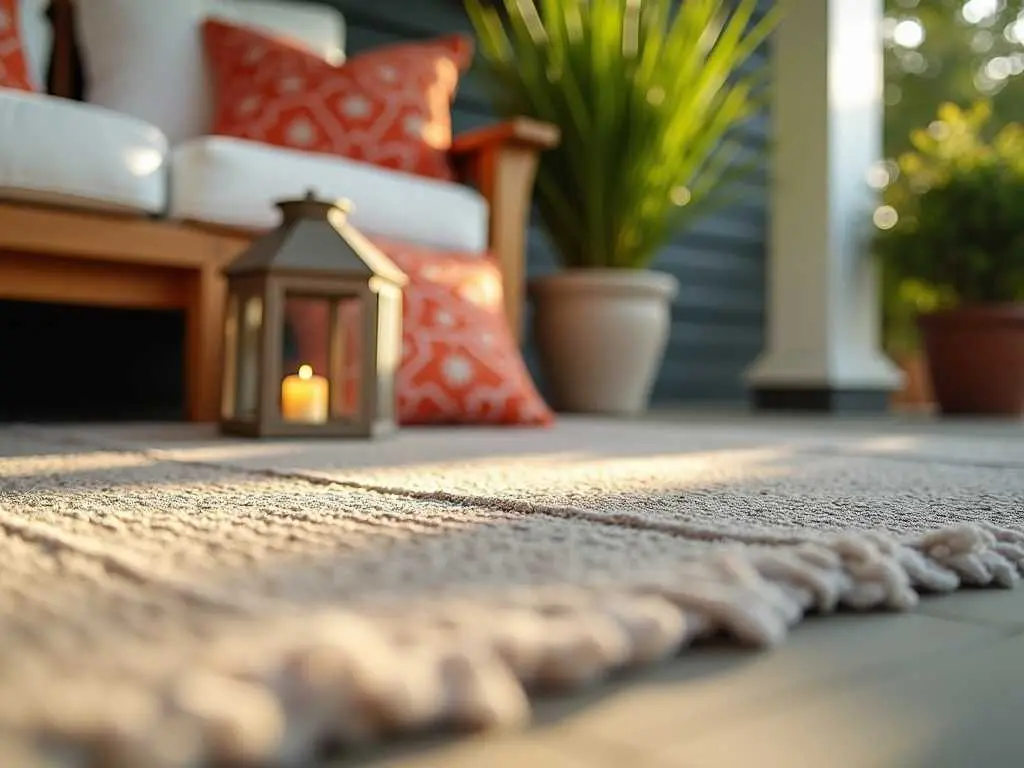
{"left": 218, "top": 417, "right": 398, "bottom": 439}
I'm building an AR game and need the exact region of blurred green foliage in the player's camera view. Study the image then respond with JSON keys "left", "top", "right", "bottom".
{"left": 465, "top": 0, "right": 780, "bottom": 270}
{"left": 883, "top": 0, "right": 1024, "bottom": 352}
{"left": 877, "top": 101, "right": 1024, "bottom": 352}
{"left": 885, "top": 0, "right": 1024, "bottom": 156}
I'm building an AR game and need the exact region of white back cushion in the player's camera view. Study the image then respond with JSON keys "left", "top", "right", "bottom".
{"left": 19, "top": 0, "right": 51, "bottom": 91}
{"left": 206, "top": 0, "right": 344, "bottom": 62}
{"left": 75, "top": 0, "right": 345, "bottom": 145}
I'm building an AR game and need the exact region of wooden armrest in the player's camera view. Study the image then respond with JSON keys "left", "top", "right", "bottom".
{"left": 451, "top": 118, "right": 559, "bottom": 343}
{"left": 451, "top": 117, "right": 560, "bottom": 156}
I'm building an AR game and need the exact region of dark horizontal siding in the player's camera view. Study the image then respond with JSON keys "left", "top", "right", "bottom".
{"left": 325, "top": 0, "right": 769, "bottom": 406}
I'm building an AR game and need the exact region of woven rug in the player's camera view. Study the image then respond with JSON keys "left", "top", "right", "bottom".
{"left": 1, "top": 418, "right": 1023, "bottom": 767}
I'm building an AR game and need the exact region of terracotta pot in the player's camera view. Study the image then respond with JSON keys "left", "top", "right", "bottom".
{"left": 530, "top": 269, "right": 679, "bottom": 415}
{"left": 917, "top": 305, "right": 1024, "bottom": 416}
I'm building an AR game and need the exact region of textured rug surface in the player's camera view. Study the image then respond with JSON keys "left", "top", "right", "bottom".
{"left": 1, "top": 417, "right": 1023, "bottom": 767}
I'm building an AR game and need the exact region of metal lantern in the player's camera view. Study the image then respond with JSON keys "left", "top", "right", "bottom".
{"left": 219, "top": 191, "right": 407, "bottom": 438}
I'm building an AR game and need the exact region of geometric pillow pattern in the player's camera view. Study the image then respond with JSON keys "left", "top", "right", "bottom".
{"left": 202, "top": 18, "right": 473, "bottom": 181}
{"left": 0, "top": 0, "right": 34, "bottom": 91}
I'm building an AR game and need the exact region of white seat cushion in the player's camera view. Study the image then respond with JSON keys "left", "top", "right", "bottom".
{"left": 170, "top": 136, "right": 489, "bottom": 253}
{"left": 0, "top": 90, "right": 168, "bottom": 214}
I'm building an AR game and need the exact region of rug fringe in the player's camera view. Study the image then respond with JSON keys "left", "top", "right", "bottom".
{"left": 16, "top": 522, "right": 1021, "bottom": 768}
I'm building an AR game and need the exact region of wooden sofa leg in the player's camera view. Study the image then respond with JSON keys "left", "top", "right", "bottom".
{"left": 184, "top": 266, "right": 226, "bottom": 422}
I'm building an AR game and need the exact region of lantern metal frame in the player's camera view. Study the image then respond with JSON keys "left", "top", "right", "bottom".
{"left": 219, "top": 192, "right": 406, "bottom": 439}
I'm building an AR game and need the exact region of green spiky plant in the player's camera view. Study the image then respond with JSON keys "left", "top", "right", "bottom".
{"left": 465, "top": 0, "right": 783, "bottom": 270}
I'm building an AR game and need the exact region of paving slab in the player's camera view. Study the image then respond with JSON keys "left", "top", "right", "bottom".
{"left": 650, "top": 622, "right": 1024, "bottom": 768}
{"left": 915, "top": 585, "right": 1024, "bottom": 630}
{"left": 336, "top": 609, "right": 1007, "bottom": 768}
{"left": 536, "top": 610, "right": 1004, "bottom": 747}
{"left": 339, "top": 735, "right": 614, "bottom": 768}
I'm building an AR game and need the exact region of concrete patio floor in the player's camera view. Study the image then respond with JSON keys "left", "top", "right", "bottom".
{"left": 333, "top": 411, "right": 1024, "bottom": 768}
{"left": 344, "top": 587, "right": 1024, "bottom": 768}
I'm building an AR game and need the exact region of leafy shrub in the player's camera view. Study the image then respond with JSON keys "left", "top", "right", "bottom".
{"left": 876, "top": 101, "right": 1024, "bottom": 313}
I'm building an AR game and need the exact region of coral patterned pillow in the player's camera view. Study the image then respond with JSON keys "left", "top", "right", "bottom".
{"left": 0, "top": 0, "right": 34, "bottom": 91}
{"left": 202, "top": 18, "right": 472, "bottom": 181}
{"left": 284, "top": 237, "right": 554, "bottom": 427}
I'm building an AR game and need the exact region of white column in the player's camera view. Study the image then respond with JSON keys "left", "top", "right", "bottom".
{"left": 744, "top": 0, "right": 902, "bottom": 412}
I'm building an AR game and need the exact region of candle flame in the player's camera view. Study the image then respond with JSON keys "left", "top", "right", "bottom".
{"left": 298, "top": 365, "right": 313, "bottom": 380}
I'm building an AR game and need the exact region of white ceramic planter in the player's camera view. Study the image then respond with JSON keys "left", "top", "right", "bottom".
{"left": 530, "top": 269, "right": 679, "bottom": 415}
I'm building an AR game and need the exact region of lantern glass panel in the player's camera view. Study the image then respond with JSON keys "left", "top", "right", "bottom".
{"left": 221, "top": 293, "right": 239, "bottom": 420}
{"left": 282, "top": 295, "right": 331, "bottom": 424}
{"left": 329, "top": 296, "right": 363, "bottom": 419}
{"left": 281, "top": 292, "right": 365, "bottom": 423}
{"left": 235, "top": 295, "right": 263, "bottom": 421}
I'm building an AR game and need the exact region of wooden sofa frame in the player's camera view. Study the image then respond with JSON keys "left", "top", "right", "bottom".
{"left": 0, "top": 0, "right": 558, "bottom": 422}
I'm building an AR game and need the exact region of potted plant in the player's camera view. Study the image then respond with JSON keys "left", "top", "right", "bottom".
{"left": 466, "top": 0, "right": 780, "bottom": 414}
{"left": 875, "top": 101, "right": 1024, "bottom": 416}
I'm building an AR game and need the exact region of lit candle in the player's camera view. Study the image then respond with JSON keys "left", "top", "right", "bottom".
{"left": 281, "top": 364, "right": 329, "bottom": 424}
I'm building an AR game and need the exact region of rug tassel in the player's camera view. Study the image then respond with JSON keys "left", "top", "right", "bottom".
{"left": 22, "top": 522, "right": 1024, "bottom": 768}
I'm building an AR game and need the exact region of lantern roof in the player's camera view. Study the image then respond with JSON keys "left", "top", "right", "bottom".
{"left": 223, "top": 191, "right": 407, "bottom": 287}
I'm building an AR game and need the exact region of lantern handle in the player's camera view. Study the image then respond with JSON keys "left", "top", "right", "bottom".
{"left": 276, "top": 190, "right": 354, "bottom": 221}
{"left": 303, "top": 188, "right": 353, "bottom": 213}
